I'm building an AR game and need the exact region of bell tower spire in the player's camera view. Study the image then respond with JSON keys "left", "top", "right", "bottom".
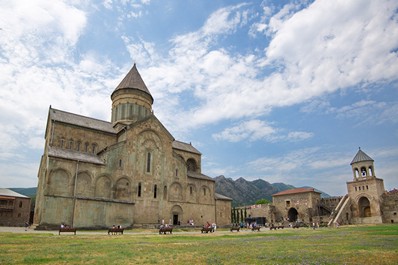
{"left": 350, "top": 147, "right": 375, "bottom": 180}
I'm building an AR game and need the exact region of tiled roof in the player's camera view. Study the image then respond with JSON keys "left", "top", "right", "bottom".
{"left": 272, "top": 187, "right": 319, "bottom": 197}
{"left": 172, "top": 140, "right": 201, "bottom": 155}
{"left": 0, "top": 188, "right": 29, "bottom": 198}
{"left": 187, "top": 171, "right": 214, "bottom": 181}
{"left": 112, "top": 64, "right": 153, "bottom": 101}
{"left": 50, "top": 108, "right": 116, "bottom": 134}
{"left": 350, "top": 148, "right": 374, "bottom": 165}
{"left": 48, "top": 146, "right": 105, "bottom": 165}
{"left": 215, "top": 193, "right": 233, "bottom": 201}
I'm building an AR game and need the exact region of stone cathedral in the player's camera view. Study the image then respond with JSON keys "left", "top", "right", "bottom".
{"left": 33, "top": 64, "right": 232, "bottom": 229}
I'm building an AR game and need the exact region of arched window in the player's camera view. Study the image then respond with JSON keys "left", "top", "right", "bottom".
{"left": 85, "top": 142, "right": 89, "bottom": 153}
{"left": 68, "top": 139, "right": 73, "bottom": 149}
{"left": 76, "top": 141, "right": 81, "bottom": 151}
{"left": 154, "top": 184, "right": 157, "bottom": 198}
{"left": 60, "top": 138, "right": 65, "bottom": 148}
{"left": 187, "top": 158, "right": 197, "bottom": 172}
{"left": 361, "top": 167, "right": 367, "bottom": 177}
{"left": 146, "top": 152, "right": 152, "bottom": 173}
{"left": 369, "top": 166, "right": 373, "bottom": 176}
{"left": 92, "top": 143, "right": 97, "bottom": 154}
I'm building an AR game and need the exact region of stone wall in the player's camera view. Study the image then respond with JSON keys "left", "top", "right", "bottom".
{"left": 381, "top": 189, "right": 398, "bottom": 224}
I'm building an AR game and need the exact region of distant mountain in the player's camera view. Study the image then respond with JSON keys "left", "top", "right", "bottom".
{"left": 10, "top": 187, "right": 37, "bottom": 197}
{"left": 214, "top": 175, "right": 329, "bottom": 206}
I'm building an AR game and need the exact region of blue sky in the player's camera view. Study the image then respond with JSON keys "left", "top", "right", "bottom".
{"left": 0, "top": 0, "right": 397, "bottom": 196}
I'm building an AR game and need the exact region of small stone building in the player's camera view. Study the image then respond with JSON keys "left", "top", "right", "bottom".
{"left": 0, "top": 188, "right": 31, "bottom": 226}
{"left": 272, "top": 188, "right": 322, "bottom": 223}
{"left": 33, "top": 64, "right": 231, "bottom": 229}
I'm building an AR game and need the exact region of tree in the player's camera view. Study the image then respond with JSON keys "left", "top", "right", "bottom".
{"left": 255, "top": 198, "right": 271, "bottom": 205}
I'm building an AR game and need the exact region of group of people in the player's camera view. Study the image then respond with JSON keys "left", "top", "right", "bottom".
{"left": 204, "top": 221, "right": 217, "bottom": 230}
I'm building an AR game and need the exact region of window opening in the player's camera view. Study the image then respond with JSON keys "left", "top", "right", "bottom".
{"left": 68, "top": 139, "right": 73, "bottom": 149}
{"left": 76, "top": 141, "right": 81, "bottom": 151}
{"left": 154, "top": 184, "right": 157, "bottom": 198}
{"left": 138, "top": 183, "right": 141, "bottom": 197}
{"left": 85, "top": 142, "right": 89, "bottom": 152}
{"left": 146, "top": 152, "right": 151, "bottom": 173}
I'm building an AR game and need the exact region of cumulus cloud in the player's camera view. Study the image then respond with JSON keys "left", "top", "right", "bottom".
{"left": 124, "top": 0, "right": 398, "bottom": 139}
{"left": 0, "top": 1, "right": 121, "bottom": 157}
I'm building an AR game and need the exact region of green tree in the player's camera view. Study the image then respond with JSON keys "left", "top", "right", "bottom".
{"left": 255, "top": 198, "right": 271, "bottom": 205}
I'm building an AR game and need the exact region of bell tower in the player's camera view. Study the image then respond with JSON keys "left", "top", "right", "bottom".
{"left": 346, "top": 148, "right": 385, "bottom": 224}
{"left": 111, "top": 64, "right": 154, "bottom": 130}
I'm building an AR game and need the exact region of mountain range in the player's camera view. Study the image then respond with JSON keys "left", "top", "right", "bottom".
{"left": 214, "top": 175, "right": 296, "bottom": 206}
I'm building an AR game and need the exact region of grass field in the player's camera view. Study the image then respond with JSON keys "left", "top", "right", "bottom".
{"left": 1, "top": 224, "right": 397, "bottom": 264}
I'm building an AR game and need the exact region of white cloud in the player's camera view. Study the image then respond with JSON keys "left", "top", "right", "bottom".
{"left": 264, "top": 0, "right": 398, "bottom": 93}
{"left": 212, "top": 119, "right": 313, "bottom": 143}
{"left": 138, "top": 0, "right": 398, "bottom": 136}
{"left": 213, "top": 119, "right": 277, "bottom": 142}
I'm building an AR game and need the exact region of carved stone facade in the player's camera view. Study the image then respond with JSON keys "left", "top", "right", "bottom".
{"left": 33, "top": 64, "right": 231, "bottom": 229}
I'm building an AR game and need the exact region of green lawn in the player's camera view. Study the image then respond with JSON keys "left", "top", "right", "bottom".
{"left": 0, "top": 224, "right": 397, "bottom": 264}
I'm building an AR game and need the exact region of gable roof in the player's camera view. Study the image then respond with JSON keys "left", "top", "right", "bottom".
{"left": 215, "top": 193, "right": 233, "bottom": 201}
{"left": 112, "top": 64, "right": 153, "bottom": 102}
{"left": 49, "top": 107, "right": 116, "bottom": 134}
{"left": 0, "top": 188, "right": 29, "bottom": 198}
{"left": 187, "top": 171, "right": 214, "bottom": 182}
{"left": 48, "top": 146, "right": 105, "bottom": 164}
{"left": 350, "top": 148, "right": 374, "bottom": 165}
{"left": 173, "top": 140, "right": 201, "bottom": 155}
{"left": 272, "top": 187, "right": 319, "bottom": 197}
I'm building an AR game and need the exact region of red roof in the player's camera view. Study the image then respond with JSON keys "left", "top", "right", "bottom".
{"left": 272, "top": 187, "right": 319, "bottom": 197}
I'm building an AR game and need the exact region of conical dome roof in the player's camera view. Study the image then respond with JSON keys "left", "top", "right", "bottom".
{"left": 111, "top": 64, "right": 153, "bottom": 102}
{"left": 350, "top": 148, "right": 374, "bottom": 165}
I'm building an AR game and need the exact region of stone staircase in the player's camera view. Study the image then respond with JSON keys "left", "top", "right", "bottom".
{"left": 327, "top": 194, "right": 350, "bottom": 227}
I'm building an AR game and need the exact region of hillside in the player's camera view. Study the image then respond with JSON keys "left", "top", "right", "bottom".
{"left": 214, "top": 175, "right": 330, "bottom": 206}
{"left": 10, "top": 187, "right": 37, "bottom": 197}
